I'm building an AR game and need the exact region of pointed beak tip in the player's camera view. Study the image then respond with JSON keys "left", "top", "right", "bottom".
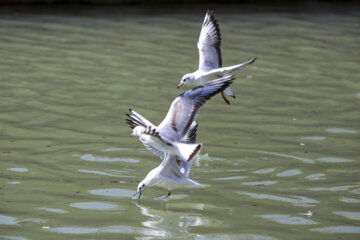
{"left": 177, "top": 83, "right": 183, "bottom": 89}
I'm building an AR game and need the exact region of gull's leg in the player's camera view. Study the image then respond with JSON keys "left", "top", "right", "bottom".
{"left": 221, "top": 91, "right": 231, "bottom": 105}
{"left": 154, "top": 189, "right": 171, "bottom": 200}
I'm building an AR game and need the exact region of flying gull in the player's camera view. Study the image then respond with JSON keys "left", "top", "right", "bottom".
{"left": 178, "top": 10, "right": 256, "bottom": 104}
{"left": 126, "top": 74, "right": 235, "bottom": 164}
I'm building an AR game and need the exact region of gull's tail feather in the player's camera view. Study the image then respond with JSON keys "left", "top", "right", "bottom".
{"left": 125, "top": 109, "right": 154, "bottom": 129}
{"left": 223, "top": 57, "right": 257, "bottom": 76}
{"left": 175, "top": 142, "right": 202, "bottom": 162}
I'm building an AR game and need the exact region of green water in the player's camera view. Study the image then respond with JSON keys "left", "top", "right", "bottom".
{"left": 1, "top": 4, "right": 360, "bottom": 240}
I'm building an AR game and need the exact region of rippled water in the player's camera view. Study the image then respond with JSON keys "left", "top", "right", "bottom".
{"left": 1, "top": 4, "right": 360, "bottom": 240}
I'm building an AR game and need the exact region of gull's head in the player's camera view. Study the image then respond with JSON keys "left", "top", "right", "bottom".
{"left": 133, "top": 181, "right": 147, "bottom": 199}
{"left": 131, "top": 126, "right": 145, "bottom": 137}
{"left": 178, "top": 73, "right": 195, "bottom": 88}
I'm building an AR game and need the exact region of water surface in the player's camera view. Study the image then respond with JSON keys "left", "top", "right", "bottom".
{"left": 0, "top": 4, "right": 359, "bottom": 240}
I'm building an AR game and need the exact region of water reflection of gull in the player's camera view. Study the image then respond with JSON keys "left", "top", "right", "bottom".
{"left": 134, "top": 202, "right": 208, "bottom": 239}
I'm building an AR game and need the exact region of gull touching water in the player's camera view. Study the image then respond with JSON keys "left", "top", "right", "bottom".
{"left": 126, "top": 75, "right": 235, "bottom": 198}
{"left": 132, "top": 122, "right": 200, "bottom": 199}
{"left": 178, "top": 10, "right": 256, "bottom": 104}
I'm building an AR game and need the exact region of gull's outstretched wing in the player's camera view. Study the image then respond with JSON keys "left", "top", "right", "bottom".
{"left": 198, "top": 10, "right": 222, "bottom": 72}
{"left": 157, "top": 75, "right": 235, "bottom": 141}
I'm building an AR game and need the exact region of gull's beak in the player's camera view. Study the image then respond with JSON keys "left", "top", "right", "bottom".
{"left": 133, "top": 190, "right": 142, "bottom": 199}
{"left": 177, "top": 83, "right": 183, "bottom": 89}
{"left": 130, "top": 133, "right": 134, "bottom": 137}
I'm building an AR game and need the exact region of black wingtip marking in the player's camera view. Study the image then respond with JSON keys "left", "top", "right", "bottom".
{"left": 188, "top": 144, "right": 202, "bottom": 162}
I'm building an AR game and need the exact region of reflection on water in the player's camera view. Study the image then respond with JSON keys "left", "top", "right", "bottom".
{"left": 333, "top": 211, "right": 360, "bottom": 221}
{"left": 305, "top": 173, "right": 326, "bottom": 181}
{"left": 213, "top": 176, "right": 247, "bottom": 181}
{"left": 310, "top": 226, "right": 360, "bottom": 234}
{"left": 135, "top": 201, "right": 212, "bottom": 239}
{"left": 69, "top": 201, "right": 122, "bottom": 211}
{"left": 259, "top": 151, "right": 314, "bottom": 164}
{"left": 7, "top": 168, "right": 28, "bottom": 172}
{"left": 195, "top": 234, "right": 279, "bottom": 240}
{"left": 77, "top": 153, "right": 139, "bottom": 163}
{"left": 0, "top": 215, "right": 47, "bottom": 226}
{"left": 37, "top": 207, "right": 69, "bottom": 214}
{"left": 237, "top": 192, "right": 319, "bottom": 207}
{"left": 276, "top": 169, "right": 302, "bottom": 177}
{"left": 309, "top": 186, "right": 355, "bottom": 192}
{"left": 253, "top": 168, "right": 276, "bottom": 174}
{"left": 79, "top": 169, "right": 135, "bottom": 178}
{"left": 0, "top": 215, "right": 19, "bottom": 225}
{"left": 242, "top": 181, "right": 278, "bottom": 186}
{"left": 301, "top": 136, "right": 326, "bottom": 141}
{"left": 47, "top": 225, "right": 134, "bottom": 234}
{"left": 259, "top": 214, "right": 318, "bottom": 225}
{"left": 7, "top": 181, "right": 21, "bottom": 184}
{"left": 88, "top": 188, "right": 134, "bottom": 198}
{"left": 316, "top": 157, "right": 355, "bottom": 163}
{"left": 339, "top": 197, "right": 360, "bottom": 203}
{"left": 326, "top": 128, "right": 358, "bottom": 134}
{"left": 0, "top": 236, "right": 29, "bottom": 240}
